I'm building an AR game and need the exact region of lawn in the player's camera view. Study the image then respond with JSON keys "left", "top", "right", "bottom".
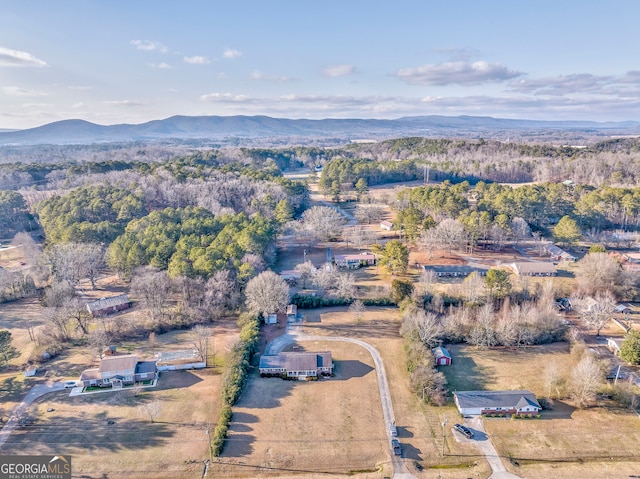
{"left": 441, "top": 341, "right": 640, "bottom": 478}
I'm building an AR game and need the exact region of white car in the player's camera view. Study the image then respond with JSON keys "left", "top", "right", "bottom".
{"left": 63, "top": 381, "right": 79, "bottom": 388}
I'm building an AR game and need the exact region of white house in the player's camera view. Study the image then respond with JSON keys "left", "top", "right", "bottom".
{"left": 454, "top": 390, "right": 542, "bottom": 416}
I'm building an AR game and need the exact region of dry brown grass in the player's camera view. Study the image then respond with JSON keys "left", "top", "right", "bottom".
{"left": 214, "top": 307, "right": 492, "bottom": 479}
{"left": 2, "top": 368, "right": 222, "bottom": 479}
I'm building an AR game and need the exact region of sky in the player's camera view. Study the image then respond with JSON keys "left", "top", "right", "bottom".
{"left": 1, "top": 0, "right": 640, "bottom": 129}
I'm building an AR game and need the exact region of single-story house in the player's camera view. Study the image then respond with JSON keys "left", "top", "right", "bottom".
{"left": 80, "top": 355, "right": 158, "bottom": 388}
{"left": 86, "top": 294, "right": 130, "bottom": 317}
{"left": 607, "top": 337, "right": 623, "bottom": 355}
{"left": 380, "top": 220, "right": 394, "bottom": 231}
{"left": 259, "top": 351, "right": 333, "bottom": 379}
{"left": 454, "top": 390, "right": 542, "bottom": 416}
{"left": 286, "top": 304, "right": 297, "bottom": 322}
{"left": 544, "top": 243, "right": 577, "bottom": 262}
{"left": 334, "top": 253, "right": 376, "bottom": 269}
{"left": 510, "top": 262, "right": 557, "bottom": 276}
{"left": 432, "top": 346, "right": 452, "bottom": 366}
{"left": 423, "top": 265, "right": 488, "bottom": 278}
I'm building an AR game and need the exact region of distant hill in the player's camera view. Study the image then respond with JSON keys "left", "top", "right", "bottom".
{"left": 1, "top": 115, "right": 639, "bottom": 146}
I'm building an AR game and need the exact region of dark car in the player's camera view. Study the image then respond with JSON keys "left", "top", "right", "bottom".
{"left": 453, "top": 423, "right": 474, "bottom": 439}
{"left": 391, "top": 439, "right": 402, "bottom": 456}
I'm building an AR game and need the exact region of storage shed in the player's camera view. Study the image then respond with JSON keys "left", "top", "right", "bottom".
{"left": 432, "top": 346, "right": 452, "bottom": 366}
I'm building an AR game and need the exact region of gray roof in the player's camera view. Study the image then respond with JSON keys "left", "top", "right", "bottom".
{"left": 455, "top": 390, "right": 541, "bottom": 410}
{"left": 99, "top": 355, "right": 138, "bottom": 373}
{"left": 432, "top": 346, "right": 451, "bottom": 359}
{"left": 259, "top": 351, "right": 333, "bottom": 371}
{"left": 135, "top": 361, "right": 157, "bottom": 374}
{"left": 86, "top": 294, "right": 129, "bottom": 313}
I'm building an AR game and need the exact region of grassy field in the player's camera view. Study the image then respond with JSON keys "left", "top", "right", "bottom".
{"left": 216, "top": 306, "right": 492, "bottom": 479}
{"left": 2, "top": 369, "right": 222, "bottom": 479}
{"left": 441, "top": 342, "right": 640, "bottom": 478}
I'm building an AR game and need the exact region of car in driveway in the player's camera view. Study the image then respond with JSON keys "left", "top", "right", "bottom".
{"left": 453, "top": 423, "right": 474, "bottom": 439}
{"left": 389, "top": 422, "right": 398, "bottom": 437}
{"left": 63, "top": 381, "right": 79, "bottom": 388}
{"left": 391, "top": 438, "right": 402, "bottom": 456}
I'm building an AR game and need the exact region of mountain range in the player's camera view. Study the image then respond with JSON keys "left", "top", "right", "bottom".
{"left": 1, "top": 115, "right": 639, "bottom": 146}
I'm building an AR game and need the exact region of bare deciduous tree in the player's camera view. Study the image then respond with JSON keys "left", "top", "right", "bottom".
{"left": 88, "top": 328, "right": 110, "bottom": 359}
{"left": 569, "top": 352, "right": 603, "bottom": 408}
{"left": 294, "top": 261, "right": 316, "bottom": 288}
{"left": 544, "top": 359, "right": 564, "bottom": 399}
{"left": 131, "top": 267, "right": 172, "bottom": 324}
{"left": 422, "top": 218, "right": 466, "bottom": 256}
{"left": 576, "top": 253, "right": 621, "bottom": 294}
{"left": 299, "top": 206, "right": 345, "bottom": 244}
{"left": 577, "top": 290, "right": 617, "bottom": 336}
{"left": 244, "top": 270, "right": 290, "bottom": 315}
{"left": 138, "top": 400, "right": 162, "bottom": 423}
{"left": 410, "top": 365, "right": 447, "bottom": 406}
{"left": 401, "top": 308, "right": 441, "bottom": 348}
{"left": 354, "top": 204, "right": 386, "bottom": 225}
{"left": 460, "top": 271, "right": 486, "bottom": 304}
{"left": 349, "top": 299, "right": 365, "bottom": 322}
{"left": 204, "top": 270, "right": 239, "bottom": 318}
{"left": 189, "top": 325, "right": 210, "bottom": 362}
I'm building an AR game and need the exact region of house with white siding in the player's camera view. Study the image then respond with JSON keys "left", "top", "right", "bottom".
{"left": 454, "top": 390, "right": 541, "bottom": 416}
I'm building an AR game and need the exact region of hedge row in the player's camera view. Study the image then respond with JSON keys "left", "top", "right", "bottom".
{"left": 211, "top": 313, "right": 260, "bottom": 457}
{"left": 290, "top": 294, "right": 395, "bottom": 309}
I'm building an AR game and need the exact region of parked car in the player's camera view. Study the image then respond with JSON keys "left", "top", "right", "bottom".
{"left": 63, "top": 381, "right": 79, "bottom": 388}
{"left": 389, "top": 422, "right": 398, "bottom": 437}
{"left": 453, "top": 423, "right": 474, "bottom": 439}
{"left": 391, "top": 439, "right": 402, "bottom": 456}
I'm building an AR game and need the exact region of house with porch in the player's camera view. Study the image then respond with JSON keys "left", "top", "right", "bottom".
{"left": 454, "top": 390, "right": 542, "bottom": 416}
{"left": 259, "top": 351, "right": 333, "bottom": 379}
{"left": 80, "top": 355, "right": 158, "bottom": 388}
{"left": 334, "top": 253, "right": 376, "bottom": 269}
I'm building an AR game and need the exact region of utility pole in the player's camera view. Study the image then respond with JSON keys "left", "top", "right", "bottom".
{"left": 441, "top": 415, "right": 447, "bottom": 456}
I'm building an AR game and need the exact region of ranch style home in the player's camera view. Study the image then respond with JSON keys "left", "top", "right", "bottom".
{"left": 86, "top": 294, "right": 131, "bottom": 317}
{"left": 259, "top": 351, "right": 333, "bottom": 379}
{"left": 80, "top": 354, "right": 158, "bottom": 388}
{"left": 454, "top": 390, "right": 542, "bottom": 416}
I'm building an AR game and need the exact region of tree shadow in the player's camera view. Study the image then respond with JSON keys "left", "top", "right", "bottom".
{"left": 333, "top": 359, "right": 374, "bottom": 380}
{"left": 400, "top": 441, "right": 424, "bottom": 461}
{"left": 397, "top": 426, "right": 414, "bottom": 438}
{"left": 2, "top": 411, "right": 176, "bottom": 454}
{"left": 538, "top": 400, "right": 576, "bottom": 420}
{"left": 155, "top": 370, "right": 203, "bottom": 390}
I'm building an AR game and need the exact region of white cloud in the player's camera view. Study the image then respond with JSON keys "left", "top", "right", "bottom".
{"left": 397, "top": 61, "right": 522, "bottom": 86}
{"left": 223, "top": 48, "right": 242, "bottom": 59}
{"left": 72, "top": 102, "right": 84, "bottom": 108}
{"left": 250, "top": 70, "right": 293, "bottom": 83}
{"left": 130, "top": 40, "right": 168, "bottom": 53}
{"left": 147, "top": 62, "right": 172, "bottom": 69}
{"left": 323, "top": 64, "right": 356, "bottom": 78}
{"left": 103, "top": 100, "right": 145, "bottom": 107}
{"left": 0, "top": 46, "right": 47, "bottom": 67}
{"left": 184, "top": 55, "right": 211, "bottom": 65}
{"left": 508, "top": 72, "right": 640, "bottom": 96}
{"left": 3, "top": 86, "right": 47, "bottom": 97}
{"left": 199, "top": 92, "right": 251, "bottom": 102}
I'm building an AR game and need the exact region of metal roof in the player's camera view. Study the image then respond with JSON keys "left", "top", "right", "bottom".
{"left": 86, "top": 294, "right": 129, "bottom": 313}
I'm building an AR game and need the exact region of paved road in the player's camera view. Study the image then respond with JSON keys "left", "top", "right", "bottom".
{"left": 0, "top": 381, "right": 66, "bottom": 449}
{"left": 267, "top": 321, "right": 416, "bottom": 479}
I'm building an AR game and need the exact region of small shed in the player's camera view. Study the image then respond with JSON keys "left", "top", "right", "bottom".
{"left": 432, "top": 346, "right": 452, "bottom": 366}
{"left": 286, "top": 304, "right": 298, "bottom": 322}
{"left": 380, "top": 220, "right": 393, "bottom": 231}
{"left": 265, "top": 313, "right": 278, "bottom": 325}
{"left": 24, "top": 366, "right": 38, "bottom": 377}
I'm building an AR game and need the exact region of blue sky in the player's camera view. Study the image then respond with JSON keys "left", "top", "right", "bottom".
{"left": 1, "top": 1, "right": 639, "bottom": 129}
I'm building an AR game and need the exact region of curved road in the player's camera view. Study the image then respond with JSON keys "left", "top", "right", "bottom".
{"left": 0, "top": 380, "right": 66, "bottom": 449}
{"left": 268, "top": 322, "right": 417, "bottom": 479}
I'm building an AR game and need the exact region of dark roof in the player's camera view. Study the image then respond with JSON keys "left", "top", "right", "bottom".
{"left": 455, "top": 390, "right": 541, "bottom": 410}
{"left": 135, "top": 361, "right": 157, "bottom": 374}
{"left": 259, "top": 351, "right": 333, "bottom": 371}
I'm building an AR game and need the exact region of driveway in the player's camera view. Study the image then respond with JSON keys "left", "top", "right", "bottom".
{"left": 267, "top": 321, "right": 416, "bottom": 479}
{"left": 463, "top": 416, "right": 523, "bottom": 479}
{"left": 0, "top": 380, "right": 66, "bottom": 449}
